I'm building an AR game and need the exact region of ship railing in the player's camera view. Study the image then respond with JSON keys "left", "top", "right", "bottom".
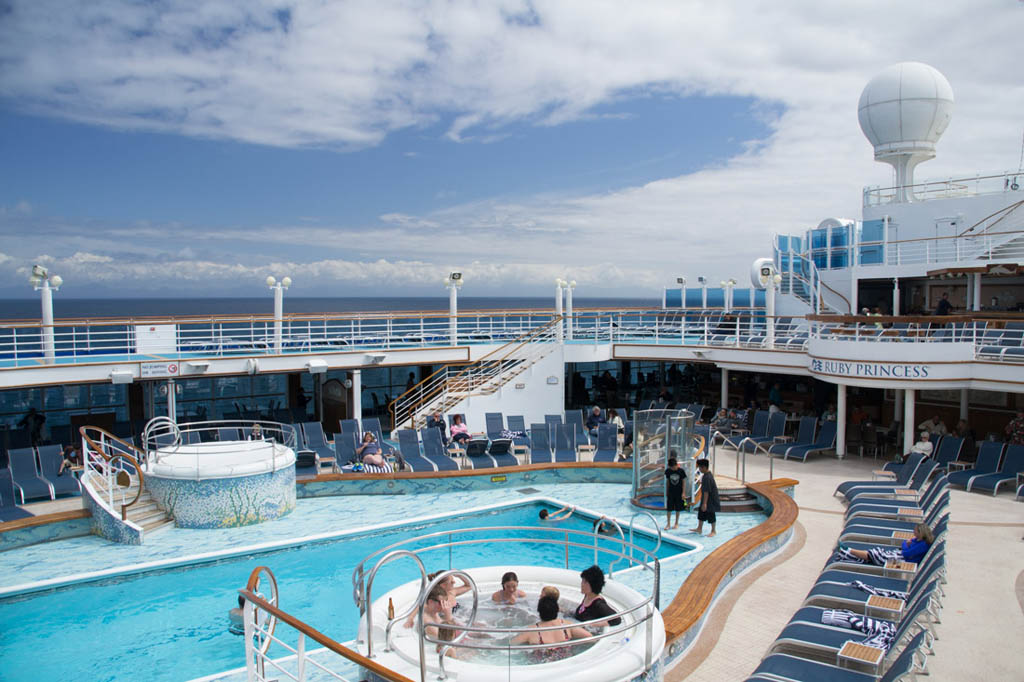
{"left": 136, "top": 418, "right": 298, "bottom": 478}
{"left": 863, "top": 169, "right": 1024, "bottom": 206}
{"left": 349, "top": 524, "right": 662, "bottom": 680}
{"left": 79, "top": 425, "right": 147, "bottom": 520}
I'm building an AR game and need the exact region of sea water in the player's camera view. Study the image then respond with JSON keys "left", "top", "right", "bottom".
{"left": 0, "top": 501, "right": 690, "bottom": 682}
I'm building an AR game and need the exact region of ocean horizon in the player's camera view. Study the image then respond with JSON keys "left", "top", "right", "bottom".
{"left": 0, "top": 295, "right": 660, "bottom": 320}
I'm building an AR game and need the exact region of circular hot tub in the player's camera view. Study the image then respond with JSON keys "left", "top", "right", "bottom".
{"left": 358, "top": 565, "right": 665, "bottom": 682}
{"left": 144, "top": 440, "right": 296, "bottom": 529}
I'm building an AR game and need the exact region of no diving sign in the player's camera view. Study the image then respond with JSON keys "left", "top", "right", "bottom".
{"left": 141, "top": 362, "right": 179, "bottom": 378}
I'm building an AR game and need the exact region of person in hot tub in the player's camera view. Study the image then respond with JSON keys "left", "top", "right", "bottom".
{"left": 573, "top": 565, "right": 621, "bottom": 627}
{"left": 492, "top": 571, "right": 527, "bottom": 604}
{"left": 510, "top": 595, "right": 591, "bottom": 660}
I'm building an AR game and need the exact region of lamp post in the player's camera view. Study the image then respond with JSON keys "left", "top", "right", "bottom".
{"left": 266, "top": 275, "right": 292, "bottom": 353}
{"left": 554, "top": 278, "right": 565, "bottom": 342}
{"left": 721, "top": 279, "right": 737, "bottom": 313}
{"left": 446, "top": 271, "right": 463, "bottom": 344}
{"left": 698, "top": 276, "right": 708, "bottom": 309}
{"left": 676, "top": 277, "right": 687, "bottom": 308}
{"left": 565, "top": 279, "right": 576, "bottom": 340}
{"left": 766, "top": 273, "right": 782, "bottom": 349}
{"left": 29, "top": 264, "right": 62, "bottom": 364}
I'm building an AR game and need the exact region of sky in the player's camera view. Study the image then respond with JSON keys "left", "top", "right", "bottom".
{"left": 0, "top": 0, "right": 1022, "bottom": 299}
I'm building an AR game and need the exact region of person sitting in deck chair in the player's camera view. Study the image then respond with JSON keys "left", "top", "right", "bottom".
{"left": 356, "top": 432, "right": 386, "bottom": 467}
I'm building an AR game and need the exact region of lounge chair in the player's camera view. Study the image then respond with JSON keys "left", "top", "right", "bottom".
{"left": 768, "top": 417, "right": 818, "bottom": 457}
{"left": 751, "top": 630, "right": 927, "bottom": 682}
{"left": 0, "top": 468, "right": 33, "bottom": 522}
{"left": 420, "top": 428, "right": 459, "bottom": 471}
{"left": 293, "top": 448, "right": 319, "bottom": 478}
{"left": 361, "top": 417, "right": 396, "bottom": 454}
{"left": 484, "top": 437, "right": 519, "bottom": 467}
{"left": 217, "top": 427, "right": 241, "bottom": 441}
{"left": 592, "top": 424, "right": 619, "bottom": 462}
{"left": 36, "top": 444, "right": 81, "bottom": 498}
{"left": 338, "top": 419, "right": 360, "bottom": 439}
{"left": 845, "top": 475, "right": 948, "bottom": 522}
{"left": 505, "top": 415, "right": 531, "bottom": 451}
{"left": 335, "top": 431, "right": 358, "bottom": 465}
{"left": 784, "top": 420, "right": 838, "bottom": 461}
{"left": 928, "top": 436, "right": 964, "bottom": 475}
{"left": 484, "top": 412, "right": 505, "bottom": 441}
{"left": 841, "top": 506, "right": 949, "bottom": 544}
{"left": 7, "top": 447, "right": 53, "bottom": 503}
{"left": 965, "top": 443, "right": 1024, "bottom": 495}
{"left": 396, "top": 429, "right": 436, "bottom": 472}
{"left": 843, "top": 460, "right": 938, "bottom": 503}
{"left": 553, "top": 424, "right": 577, "bottom": 462}
{"left": 835, "top": 453, "right": 926, "bottom": 498}
{"left": 543, "top": 414, "right": 562, "bottom": 440}
{"left": 565, "top": 409, "right": 590, "bottom": 445}
{"left": 529, "top": 423, "right": 553, "bottom": 464}
{"left": 806, "top": 546, "right": 946, "bottom": 611}
{"left": 946, "top": 441, "right": 1004, "bottom": 489}
{"left": 740, "top": 411, "right": 786, "bottom": 453}
{"left": 300, "top": 422, "right": 336, "bottom": 462}
{"left": 815, "top": 541, "right": 947, "bottom": 597}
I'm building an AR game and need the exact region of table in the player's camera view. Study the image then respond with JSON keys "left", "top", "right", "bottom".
{"left": 884, "top": 560, "right": 917, "bottom": 579}
{"left": 891, "top": 487, "right": 918, "bottom": 498}
{"left": 892, "top": 530, "right": 915, "bottom": 541}
{"left": 872, "top": 468, "right": 897, "bottom": 481}
{"left": 896, "top": 507, "right": 923, "bottom": 521}
{"left": 318, "top": 457, "right": 337, "bottom": 474}
{"left": 774, "top": 435, "right": 794, "bottom": 443}
{"left": 866, "top": 595, "right": 905, "bottom": 619}
{"left": 948, "top": 461, "right": 971, "bottom": 472}
{"left": 837, "top": 641, "right": 885, "bottom": 674}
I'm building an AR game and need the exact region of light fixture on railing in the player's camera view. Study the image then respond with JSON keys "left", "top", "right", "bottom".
{"left": 29, "top": 263, "right": 62, "bottom": 364}
{"left": 446, "top": 272, "right": 463, "bottom": 344}
{"left": 267, "top": 275, "right": 291, "bottom": 353}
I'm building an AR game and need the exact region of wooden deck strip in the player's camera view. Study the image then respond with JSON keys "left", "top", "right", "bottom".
{"left": 659, "top": 479, "right": 799, "bottom": 642}
{"left": 299, "top": 460, "right": 630, "bottom": 482}
{"left": 0, "top": 508, "right": 90, "bottom": 534}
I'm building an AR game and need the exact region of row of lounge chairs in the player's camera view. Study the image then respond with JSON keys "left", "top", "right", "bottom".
{"left": 0, "top": 445, "right": 82, "bottom": 520}
{"left": 747, "top": 460, "right": 951, "bottom": 680}
{"left": 713, "top": 410, "right": 838, "bottom": 461}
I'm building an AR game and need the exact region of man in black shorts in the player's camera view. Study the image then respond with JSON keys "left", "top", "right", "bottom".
{"left": 664, "top": 456, "right": 687, "bottom": 529}
{"left": 690, "top": 458, "right": 720, "bottom": 537}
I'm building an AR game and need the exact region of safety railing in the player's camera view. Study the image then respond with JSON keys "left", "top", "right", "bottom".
{"left": 135, "top": 418, "right": 298, "bottom": 478}
{"left": 79, "top": 425, "right": 146, "bottom": 520}
{"left": 350, "top": 523, "right": 662, "bottom": 681}
{"left": 240, "top": 565, "right": 415, "bottom": 682}
{"left": 389, "top": 317, "right": 562, "bottom": 430}
{"left": 863, "top": 169, "right": 1024, "bottom": 206}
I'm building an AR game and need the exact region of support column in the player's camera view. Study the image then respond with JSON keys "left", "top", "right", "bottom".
{"left": 554, "top": 281, "right": 564, "bottom": 342}
{"left": 972, "top": 273, "right": 982, "bottom": 311}
{"left": 449, "top": 284, "right": 458, "bottom": 344}
{"left": 836, "top": 384, "right": 847, "bottom": 459}
{"left": 960, "top": 389, "right": 969, "bottom": 421}
{"left": 566, "top": 283, "right": 574, "bottom": 340}
{"left": 720, "top": 368, "right": 729, "bottom": 409}
{"left": 273, "top": 284, "right": 284, "bottom": 353}
{"left": 903, "top": 389, "right": 915, "bottom": 457}
{"left": 350, "top": 370, "right": 362, "bottom": 420}
{"left": 167, "top": 378, "right": 177, "bottom": 422}
{"left": 894, "top": 388, "right": 903, "bottom": 425}
{"left": 892, "top": 278, "right": 900, "bottom": 316}
{"left": 766, "top": 282, "right": 776, "bottom": 349}
{"left": 40, "top": 282, "right": 55, "bottom": 364}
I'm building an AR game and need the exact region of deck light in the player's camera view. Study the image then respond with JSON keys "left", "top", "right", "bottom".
{"left": 267, "top": 275, "right": 291, "bottom": 353}
{"left": 29, "top": 263, "right": 61, "bottom": 364}
{"left": 446, "top": 272, "right": 463, "bottom": 343}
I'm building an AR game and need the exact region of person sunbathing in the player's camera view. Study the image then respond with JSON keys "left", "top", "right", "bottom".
{"left": 834, "top": 523, "right": 934, "bottom": 565}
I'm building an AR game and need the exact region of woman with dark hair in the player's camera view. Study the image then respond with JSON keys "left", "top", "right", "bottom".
{"left": 573, "top": 565, "right": 621, "bottom": 626}
{"left": 450, "top": 414, "right": 471, "bottom": 446}
{"left": 510, "top": 596, "right": 590, "bottom": 660}
{"left": 491, "top": 571, "right": 527, "bottom": 604}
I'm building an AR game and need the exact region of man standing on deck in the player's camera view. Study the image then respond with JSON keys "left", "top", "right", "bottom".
{"left": 690, "top": 459, "right": 720, "bottom": 537}
{"left": 935, "top": 292, "right": 953, "bottom": 316}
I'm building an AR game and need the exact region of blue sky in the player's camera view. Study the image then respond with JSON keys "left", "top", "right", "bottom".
{"left": 0, "top": 1, "right": 1020, "bottom": 299}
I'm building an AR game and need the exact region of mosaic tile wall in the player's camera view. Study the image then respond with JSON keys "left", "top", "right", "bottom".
{"left": 146, "top": 466, "right": 297, "bottom": 529}
{"left": 82, "top": 484, "right": 142, "bottom": 545}
{"left": 0, "top": 516, "right": 92, "bottom": 553}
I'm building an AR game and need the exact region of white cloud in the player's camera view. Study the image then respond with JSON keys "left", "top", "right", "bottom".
{"left": 0, "top": 1, "right": 1021, "bottom": 295}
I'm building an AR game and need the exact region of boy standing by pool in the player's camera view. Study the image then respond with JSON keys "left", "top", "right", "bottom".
{"left": 664, "top": 457, "right": 687, "bottom": 530}
{"left": 690, "top": 458, "right": 720, "bottom": 537}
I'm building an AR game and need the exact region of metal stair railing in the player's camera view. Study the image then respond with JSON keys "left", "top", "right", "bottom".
{"left": 389, "top": 317, "right": 562, "bottom": 430}
{"left": 79, "top": 425, "right": 147, "bottom": 521}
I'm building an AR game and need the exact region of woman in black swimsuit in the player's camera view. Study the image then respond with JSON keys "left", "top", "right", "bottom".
{"left": 573, "top": 565, "right": 621, "bottom": 627}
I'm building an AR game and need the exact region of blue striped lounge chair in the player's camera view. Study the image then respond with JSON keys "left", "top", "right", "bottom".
{"left": 420, "top": 428, "right": 459, "bottom": 471}
{"left": 807, "top": 542, "right": 946, "bottom": 611}
{"left": 844, "top": 475, "right": 948, "bottom": 521}
{"left": 592, "top": 424, "right": 619, "bottom": 462}
{"left": 36, "top": 444, "right": 81, "bottom": 498}
{"left": 841, "top": 504, "right": 948, "bottom": 543}
{"left": 814, "top": 541, "right": 946, "bottom": 598}
{"left": 505, "top": 416, "right": 531, "bottom": 451}
{"left": 553, "top": 424, "right": 577, "bottom": 463}
{"left": 946, "top": 441, "right": 1004, "bottom": 489}
{"left": 784, "top": 420, "right": 837, "bottom": 461}
{"left": 843, "top": 460, "right": 938, "bottom": 503}
{"left": 965, "top": 443, "right": 1024, "bottom": 495}
{"left": 0, "top": 467, "right": 34, "bottom": 522}
{"left": 7, "top": 447, "right": 54, "bottom": 503}
{"left": 362, "top": 417, "right": 397, "bottom": 456}
{"left": 529, "top": 423, "right": 553, "bottom": 464}
{"left": 750, "top": 630, "right": 927, "bottom": 682}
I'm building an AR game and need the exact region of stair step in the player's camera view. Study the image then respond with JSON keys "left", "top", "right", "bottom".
{"left": 142, "top": 518, "right": 174, "bottom": 534}
{"left": 128, "top": 508, "right": 170, "bottom": 525}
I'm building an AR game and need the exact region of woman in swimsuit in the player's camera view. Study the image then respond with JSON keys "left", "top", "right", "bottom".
{"left": 573, "top": 565, "right": 622, "bottom": 627}
{"left": 511, "top": 596, "right": 590, "bottom": 661}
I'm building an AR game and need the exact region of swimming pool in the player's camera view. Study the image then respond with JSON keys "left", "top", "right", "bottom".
{"left": 0, "top": 501, "right": 693, "bottom": 682}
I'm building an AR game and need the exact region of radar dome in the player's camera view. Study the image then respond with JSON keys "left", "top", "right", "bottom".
{"left": 857, "top": 62, "right": 953, "bottom": 200}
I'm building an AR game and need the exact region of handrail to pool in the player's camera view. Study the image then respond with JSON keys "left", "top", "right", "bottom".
{"left": 592, "top": 515, "right": 626, "bottom": 577}
{"left": 139, "top": 418, "right": 298, "bottom": 477}
{"left": 363, "top": 550, "right": 429, "bottom": 658}
{"left": 239, "top": 572, "right": 416, "bottom": 682}
{"left": 621, "top": 511, "right": 662, "bottom": 583}
{"left": 79, "top": 425, "right": 146, "bottom": 521}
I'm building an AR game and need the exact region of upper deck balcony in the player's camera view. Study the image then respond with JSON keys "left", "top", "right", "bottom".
{"left": 863, "top": 169, "right": 1023, "bottom": 207}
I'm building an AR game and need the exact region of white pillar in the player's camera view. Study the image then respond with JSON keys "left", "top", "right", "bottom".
{"left": 766, "top": 282, "right": 776, "bottom": 349}
{"left": 555, "top": 281, "right": 564, "bottom": 342}
{"left": 273, "top": 284, "right": 284, "bottom": 353}
{"left": 892, "top": 278, "right": 900, "bottom": 316}
{"left": 566, "top": 283, "right": 574, "bottom": 340}
{"left": 894, "top": 389, "right": 903, "bottom": 425}
{"left": 836, "top": 384, "right": 847, "bottom": 458}
{"left": 972, "top": 273, "right": 982, "bottom": 311}
{"left": 350, "top": 370, "right": 362, "bottom": 421}
{"left": 40, "top": 281, "right": 55, "bottom": 364}
{"left": 720, "top": 368, "right": 729, "bottom": 409}
{"left": 449, "top": 284, "right": 458, "bottom": 344}
{"left": 167, "top": 378, "right": 177, "bottom": 422}
{"left": 903, "top": 389, "right": 915, "bottom": 456}
{"left": 960, "top": 389, "right": 969, "bottom": 420}
{"left": 701, "top": 285, "right": 708, "bottom": 309}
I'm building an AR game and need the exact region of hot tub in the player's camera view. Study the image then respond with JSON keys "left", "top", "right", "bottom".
{"left": 144, "top": 440, "right": 296, "bottom": 529}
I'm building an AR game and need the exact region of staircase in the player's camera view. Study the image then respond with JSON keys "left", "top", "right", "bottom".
{"left": 391, "top": 317, "right": 562, "bottom": 431}
{"left": 718, "top": 491, "right": 763, "bottom": 513}
{"left": 121, "top": 485, "right": 175, "bottom": 534}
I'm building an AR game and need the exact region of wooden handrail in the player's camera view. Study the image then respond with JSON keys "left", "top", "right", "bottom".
{"left": 238, "top": 588, "right": 416, "bottom": 682}
{"left": 957, "top": 199, "right": 1024, "bottom": 237}
{"left": 78, "top": 425, "right": 146, "bottom": 520}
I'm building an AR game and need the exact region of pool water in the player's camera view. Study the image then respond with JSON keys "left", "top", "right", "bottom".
{"left": 0, "top": 502, "right": 692, "bottom": 682}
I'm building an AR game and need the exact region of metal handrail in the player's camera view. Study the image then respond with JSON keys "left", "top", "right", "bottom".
{"left": 593, "top": 516, "right": 625, "bottom": 573}
{"left": 140, "top": 418, "right": 298, "bottom": 477}
{"left": 363, "top": 550, "right": 427, "bottom": 657}
{"left": 79, "top": 425, "right": 147, "bottom": 521}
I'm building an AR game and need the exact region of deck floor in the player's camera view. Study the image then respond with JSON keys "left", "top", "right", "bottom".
{"left": 670, "top": 445, "right": 1024, "bottom": 681}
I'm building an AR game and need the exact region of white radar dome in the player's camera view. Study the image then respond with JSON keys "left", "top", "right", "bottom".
{"left": 858, "top": 62, "right": 953, "bottom": 200}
